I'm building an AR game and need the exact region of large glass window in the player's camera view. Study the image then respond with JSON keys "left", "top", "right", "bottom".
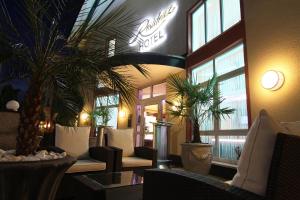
{"left": 192, "top": 4, "right": 205, "bottom": 52}
{"left": 192, "top": 43, "right": 248, "bottom": 163}
{"left": 191, "top": 0, "right": 241, "bottom": 52}
{"left": 95, "top": 94, "right": 119, "bottom": 128}
{"left": 222, "top": 0, "right": 241, "bottom": 31}
{"left": 206, "top": 0, "right": 221, "bottom": 42}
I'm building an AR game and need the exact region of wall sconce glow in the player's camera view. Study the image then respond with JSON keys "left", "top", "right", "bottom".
{"left": 119, "top": 110, "right": 126, "bottom": 118}
{"left": 129, "top": 2, "right": 178, "bottom": 52}
{"left": 261, "top": 70, "right": 285, "bottom": 91}
{"left": 80, "top": 112, "right": 90, "bottom": 123}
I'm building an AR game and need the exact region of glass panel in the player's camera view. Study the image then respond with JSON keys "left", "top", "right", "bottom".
{"left": 192, "top": 4, "right": 205, "bottom": 52}
{"left": 153, "top": 83, "right": 166, "bottom": 97}
{"left": 215, "top": 44, "right": 244, "bottom": 76}
{"left": 71, "top": 0, "right": 95, "bottom": 33}
{"left": 144, "top": 104, "right": 159, "bottom": 140}
{"left": 139, "top": 87, "right": 151, "bottom": 99}
{"left": 219, "top": 136, "right": 246, "bottom": 160}
{"left": 192, "top": 61, "right": 214, "bottom": 84}
{"left": 219, "top": 74, "right": 248, "bottom": 130}
{"left": 95, "top": 107, "right": 118, "bottom": 128}
{"left": 222, "top": 0, "right": 241, "bottom": 31}
{"left": 91, "top": 0, "right": 114, "bottom": 25}
{"left": 108, "top": 38, "right": 116, "bottom": 57}
{"left": 206, "top": 0, "right": 221, "bottom": 42}
{"left": 96, "top": 95, "right": 119, "bottom": 106}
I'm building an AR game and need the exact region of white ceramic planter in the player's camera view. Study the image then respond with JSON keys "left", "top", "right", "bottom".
{"left": 181, "top": 143, "right": 213, "bottom": 175}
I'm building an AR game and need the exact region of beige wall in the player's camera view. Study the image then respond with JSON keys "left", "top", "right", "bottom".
{"left": 117, "top": 102, "right": 134, "bottom": 129}
{"left": 244, "top": 0, "right": 300, "bottom": 122}
{"left": 166, "top": 71, "right": 187, "bottom": 155}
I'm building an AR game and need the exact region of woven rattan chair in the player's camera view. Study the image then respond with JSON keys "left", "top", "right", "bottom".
{"left": 143, "top": 133, "right": 300, "bottom": 200}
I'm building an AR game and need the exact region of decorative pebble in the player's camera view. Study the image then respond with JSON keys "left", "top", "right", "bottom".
{"left": 0, "top": 149, "right": 67, "bottom": 162}
{"left": 0, "top": 149, "right": 5, "bottom": 157}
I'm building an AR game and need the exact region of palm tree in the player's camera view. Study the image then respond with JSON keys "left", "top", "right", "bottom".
{"left": 0, "top": 0, "right": 147, "bottom": 155}
{"left": 167, "top": 74, "right": 234, "bottom": 143}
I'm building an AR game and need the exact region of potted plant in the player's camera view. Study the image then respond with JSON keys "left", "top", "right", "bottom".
{"left": 90, "top": 101, "right": 112, "bottom": 146}
{"left": 167, "top": 73, "right": 234, "bottom": 174}
{"left": 0, "top": 1, "right": 146, "bottom": 199}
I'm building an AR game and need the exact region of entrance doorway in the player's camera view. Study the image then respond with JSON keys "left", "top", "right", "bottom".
{"left": 135, "top": 83, "right": 167, "bottom": 147}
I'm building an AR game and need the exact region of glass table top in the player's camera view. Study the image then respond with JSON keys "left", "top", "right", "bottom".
{"left": 81, "top": 170, "right": 144, "bottom": 189}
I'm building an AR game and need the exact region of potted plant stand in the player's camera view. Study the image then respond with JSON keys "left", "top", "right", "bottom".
{"left": 181, "top": 143, "right": 213, "bottom": 175}
{"left": 0, "top": 156, "right": 76, "bottom": 200}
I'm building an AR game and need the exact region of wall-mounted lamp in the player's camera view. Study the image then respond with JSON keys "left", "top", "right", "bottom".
{"left": 80, "top": 112, "right": 90, "bottom": 124}
{"left": 261, "top": 70, "right": 285, "bottom": 91}
{"left": 119, "top": 110, "right": 126, "bottom": 118}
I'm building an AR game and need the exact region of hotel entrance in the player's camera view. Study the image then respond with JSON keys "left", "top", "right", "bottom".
{"left": 135, "top": 83, "right": 167, "bottom": 147}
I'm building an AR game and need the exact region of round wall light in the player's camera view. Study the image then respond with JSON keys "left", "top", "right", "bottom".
{"left": 119, "top": 110, "right": 126, "bottom": 118}
{"left": 261, "top": 70, "right": 285, "bottom": 91}
{"left": 80, "top": 112, "right": 90, "bottom": 123}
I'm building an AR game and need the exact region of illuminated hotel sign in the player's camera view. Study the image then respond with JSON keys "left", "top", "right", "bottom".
{"left": 129, "top": 2, "right": 178, "bottom": 52}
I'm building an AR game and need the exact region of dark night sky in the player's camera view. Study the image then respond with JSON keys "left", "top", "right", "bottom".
{"left": 0, "top": 0, "right": 84, "bottom": 102}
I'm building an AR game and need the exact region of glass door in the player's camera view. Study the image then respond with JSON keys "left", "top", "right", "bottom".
{"left": 143, "top": 104, "right": 159, "bottom": 147}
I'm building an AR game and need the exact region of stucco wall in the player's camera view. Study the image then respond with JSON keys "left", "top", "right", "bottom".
{"left": 166, "top": 71, "right": 187, "bottom": 155}
{"left": 244, "top": 0, "right": 300, "bottom": 122}
{"left": 108, "top": 0, "right": 198, "bottom": 55}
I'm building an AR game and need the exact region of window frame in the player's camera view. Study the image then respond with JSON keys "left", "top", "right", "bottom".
{"left": 105, "top": 36, "right": 117, "bottom": 57}
{"left": 138, "top": 82, "right": 167, "bottom": 100}
{"left": 94, "top": 94, "right": 120, "bottom": 129}
{"left": 188, "top": 0, "right": 243, "bottom": 54}
{"left": 190, "top": 43, "right": 249, "bottom": 164}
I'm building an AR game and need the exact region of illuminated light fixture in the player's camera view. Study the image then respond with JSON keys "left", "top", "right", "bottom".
{"left": 261, "top": 70, "right": 285, "bottom": 91}
{"left": 80, "top": 112, "right": 90, "bottom": 123}
{"left": 119, "top": 110, "right": 126, "bottom": 118}
{"left": 129, "top": 2, "right": 178, "bottom": 52}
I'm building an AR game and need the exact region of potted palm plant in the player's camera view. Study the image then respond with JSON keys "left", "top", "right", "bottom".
{"left": 90, "top": 102, "right": 112, "bottom": 146}
{"left": 167, "top": 73, "right": 234, "bottom": 174}
{"left": 0, "top": 0, "right": 146, "bottom": 199}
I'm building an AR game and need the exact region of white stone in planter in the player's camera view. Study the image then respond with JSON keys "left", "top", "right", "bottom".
{"left": 0, "top": 149, "right": 5, "bottom": 157}
{"left": 0, "top": 150, "right": 67, "bottom": 162}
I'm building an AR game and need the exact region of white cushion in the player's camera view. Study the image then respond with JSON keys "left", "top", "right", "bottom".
{"left": 122, "top": 157, "right": 152, "bottom": 168}
{"left": 106, "top": 128, "right": 135, "bottom": 157}
{"left": 55, "top": 124, "right": 90, "bottom": 159}
{"left": 66, "top": 159, "right": 106, "bottom": 173}
{"left": 280, "top": 121, "right": 300, "bottom": 136}
{"left": 231, "top": 109, "right": 285, "bottom": 196}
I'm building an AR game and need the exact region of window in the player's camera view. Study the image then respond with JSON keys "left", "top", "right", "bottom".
{"left": 222, "top": 0, "right": 242, "bottom": 31}
{"left": 107, "top": 38, "right": 116, "bottom": 57}
{"left": 153, "top": 83, "right": 167, "bottom": 97}
{"left": 138, "top": 83, "right": 166, "bottom": 100}
{"left": 94, "top": 94, "right": 119, "bottom": 128}
{"left": 192, "top": 43, "right": 248, "bottom": 163}
{"left": 206, "top": 0, "right": 221, "bottom": 42}
{"left": 192, "top": 4, "right": 205, "bottom": 52}
{"left": 139, "top": 87, "right": 151, "bottom": 100}
{"left": 191, "top": 0, "right": 241, "bottom": 52}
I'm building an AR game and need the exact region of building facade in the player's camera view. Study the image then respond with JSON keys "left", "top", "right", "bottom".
{"left": 80, "top": 0, "right": 300, "bottom": 164}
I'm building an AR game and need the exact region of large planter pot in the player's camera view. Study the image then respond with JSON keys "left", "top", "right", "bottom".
{"left": 0, "top": 156, "right": 76, "bottom": 200}
{"left": 181, "top": 143, "right": 213, "bottom": 175}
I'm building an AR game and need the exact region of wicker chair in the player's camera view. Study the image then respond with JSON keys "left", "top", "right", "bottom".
{"left": 143, "top": 133, "right": 300, "bottom": 200}
{"left": 104, "top": 128, "right": 157, "bottom": 172}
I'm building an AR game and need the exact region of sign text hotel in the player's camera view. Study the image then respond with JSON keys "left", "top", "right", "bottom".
{"left": 129, "top": 2, "right": 178, "bottom": 52}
